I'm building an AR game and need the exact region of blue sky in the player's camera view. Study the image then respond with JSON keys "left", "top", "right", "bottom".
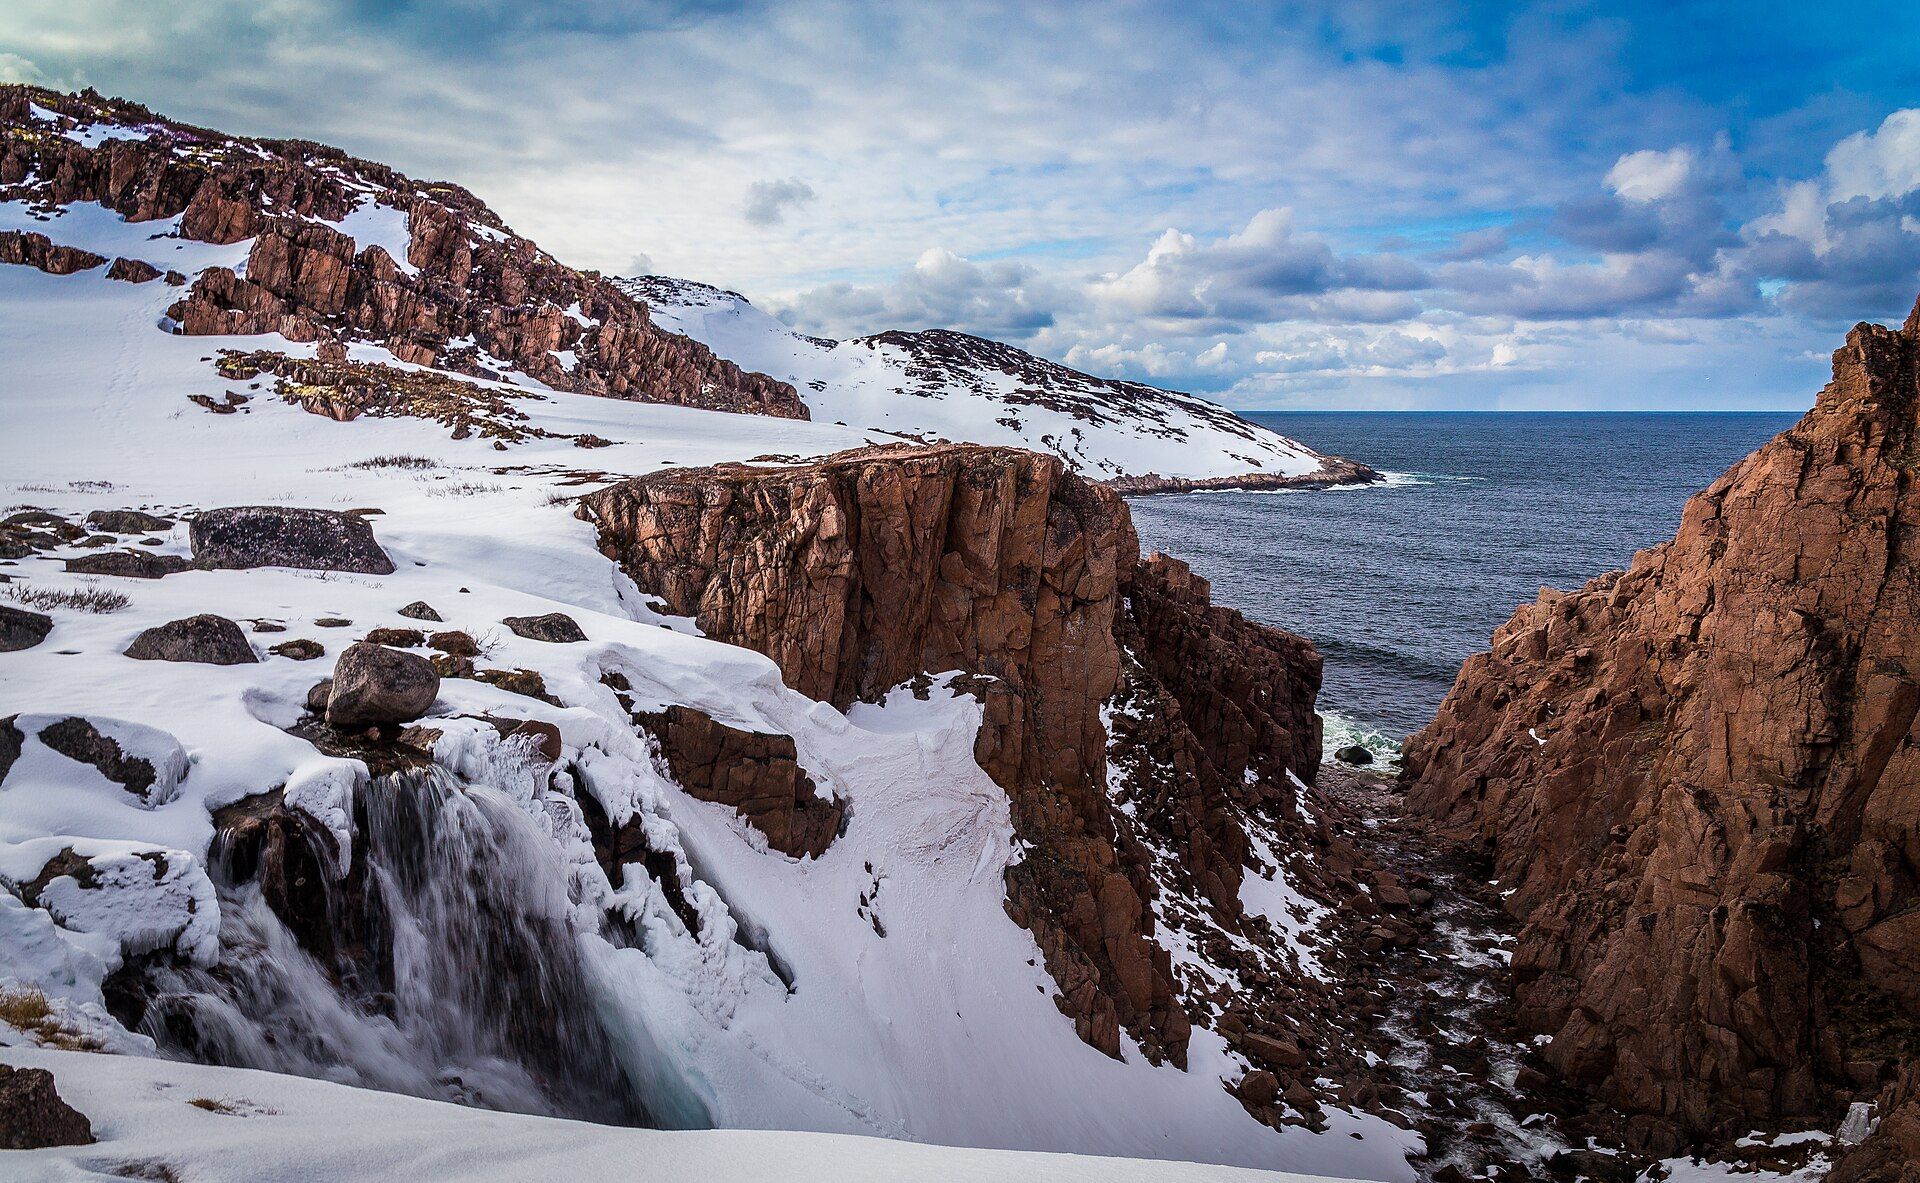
{"left": 4, "top": 1, "right": 1919, "bottom": 409}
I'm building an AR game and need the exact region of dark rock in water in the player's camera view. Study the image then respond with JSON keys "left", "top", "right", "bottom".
{"left": 326, "top": 642, "right": 438, "bottom": 728}
{"left": 124, "top": 614, "right": 257, "bottom": 665}
{"left": 85, "top": 509, "right": 173, "bottom": 533}
{"left": 1334, "top": 744, "right": 1374, "bottom": 766}
{"left": 397, "top": 600, "right": 442, "bottom": 621}
{"left": 190, "top": 506, "right": 395, "bottom": 574}
{"left": 503, "top": 612, "right": 586, "bottom": 643}
{"left": 64, "top": 549, "right": 191, "bottom": 579}
{"left": 0, "top": 1064, "right": 93, "bottom": 1149}
{"left": 269, "top": 639, "right": 324, "bottom": 661}
{"left": 0, "top": 605, "right": 53, "bottom": 652}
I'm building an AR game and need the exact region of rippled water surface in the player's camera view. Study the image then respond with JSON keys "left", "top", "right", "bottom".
{"left": 1127, "top": 412, "right": 1799, "bottom": 747}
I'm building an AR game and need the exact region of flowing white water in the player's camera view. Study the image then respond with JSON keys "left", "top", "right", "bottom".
{"left": 135, "top": 767, "right": 647, "bottom": 1125}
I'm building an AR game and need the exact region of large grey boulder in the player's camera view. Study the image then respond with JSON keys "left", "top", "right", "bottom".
{"left": 326, "top": 642, "right": 439, "bottom": 729}
{"left": 124, "top": 614, "right": 258, "bottom": 665}
{"left": 190, "top": 506, "right": 394, "bottom": 574}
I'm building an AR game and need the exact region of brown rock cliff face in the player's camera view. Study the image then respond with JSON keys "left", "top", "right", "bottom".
{"left": 0, "top": 86, "right": 803, "bottom": 418}
{"left": 1402, "top": 299, "right": 1920, "bottom": 1161}
{"left": 581, "top": 444, "right": 1326, "bottom": 1067}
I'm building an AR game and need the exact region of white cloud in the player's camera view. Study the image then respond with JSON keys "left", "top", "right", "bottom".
{"left": 1605, "top": 146, "right": 1695, "bottom": 203}
{"left": 1823, "top": 108, "right": 1920, "bottom": 202}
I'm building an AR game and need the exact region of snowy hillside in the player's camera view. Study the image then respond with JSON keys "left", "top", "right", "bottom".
{"left": 0, "top": 88, "right": 1417, "bottom": 1182}
{"left": 623, "top": 276, "right": 1378, "bottom": 490}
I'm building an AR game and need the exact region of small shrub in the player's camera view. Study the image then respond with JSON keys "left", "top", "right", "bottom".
{"left": 425, "top": 480, "right": 504, "bottom": 498}
{"left": 4, "top": 580, "right": 131, "bottom": 613}
{"left": 344, "top": 454, "right": 437, "bottom": 471}
{"left": 188, "top": 1098, "right": 242, "bottom": 1115}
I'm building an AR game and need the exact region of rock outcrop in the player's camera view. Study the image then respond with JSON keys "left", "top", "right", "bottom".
{"left": 0, "top": 86, "right": 804, "bottom": 419}
{"left": 581, "top": 443, "right": 1327, "bottom": 1067}
{"left": 1402, "top": 298, "right": 1920, "bottom": 1164}
{"left": 637, "top": 705, "right": 842, "bottom": 859}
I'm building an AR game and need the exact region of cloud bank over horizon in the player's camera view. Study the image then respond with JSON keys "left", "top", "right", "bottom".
{"left": 5, "top": 0, "right": 1919, "bottom": 409}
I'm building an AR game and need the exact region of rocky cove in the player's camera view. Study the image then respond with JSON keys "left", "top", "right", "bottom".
{"left": 0, "top": 81, "right": 1915, "bottom": 1183}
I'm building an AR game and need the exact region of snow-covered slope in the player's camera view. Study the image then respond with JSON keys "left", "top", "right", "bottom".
{"left": 1, "top": 1048, "right": 1364, "bottom": 1183}
{"left": 0, "top": 114, "right": 1414, "bottom": 1182}
{"left": 622, "top": 276, "right": 1378, "bottom": 489}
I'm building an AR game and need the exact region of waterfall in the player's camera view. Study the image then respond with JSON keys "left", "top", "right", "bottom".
{"left": 134, "top": 766, "right": 647, "bottom": 1126}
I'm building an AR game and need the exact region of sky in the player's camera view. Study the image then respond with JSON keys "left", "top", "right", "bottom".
{"left": 5, "top": 1, "right": 1920, "bottom": 410}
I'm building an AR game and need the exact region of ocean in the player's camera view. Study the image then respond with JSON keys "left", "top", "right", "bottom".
{"left": 1125, "top": 412, "right": 1801, "bottom": 760}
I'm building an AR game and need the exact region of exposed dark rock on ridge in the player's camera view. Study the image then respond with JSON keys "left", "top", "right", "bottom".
{"left": 1402, "top": 296, "right": 1920, "bottom": 1170}
{"left": 0, "top": 85, "right": 805, "bottom": 419}
{"left": 580, "top": 443, "right": 1328, "bottom": 1068}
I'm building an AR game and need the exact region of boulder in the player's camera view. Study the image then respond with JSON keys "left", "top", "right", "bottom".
{"left": 124, "top": 614, "right": 257, "bottom": 664}
{"left": 1334, "top": 744, "right": 1373, "bottom": 766}
{"left": 502, "top": 612, "right": 586, "bottom": 643}
{"left": 269, "top": 639, "right": 324, "bottom": 660}
{"left": 0, "top": 1064, "right": 93, "bottom": 1149}
{"left": 84, "top": 509, "right": 173, "bottom": 533}
{"left": 190, "top": 506, "right": 395, "bottom": 574}
{"left": 0, "top": 605, "right": 53, "bottom": 652}
{"left": 64, "top": 549, "right": 190, "bottom": 579}
{"left": 428, "top": 630, "right": 478, "bottom": 656}
{"left": 325, "top": 642, "right": 438, "bottom": 728}
{"left": 397, "top": 600, "right": 442, "bottom": 621}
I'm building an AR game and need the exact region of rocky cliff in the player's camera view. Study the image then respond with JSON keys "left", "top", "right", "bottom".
{"left": 1402, "top": 298, "right": 1920, "bottom": 1168}
{"left": 0, "top": 86, "right": 804, "bottom": 417}
{"left": 580, "top": 444, "right": 1330, "bottom": 1071}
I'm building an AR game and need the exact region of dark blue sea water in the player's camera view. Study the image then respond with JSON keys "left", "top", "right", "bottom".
{"left": 1126, "top": 412, "right": 1800, "bottom": 754}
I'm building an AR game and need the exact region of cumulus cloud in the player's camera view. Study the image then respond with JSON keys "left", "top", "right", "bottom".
{"left": 1091, "top": 208, "right": 1430, "bottom": 329}
{"left": 743, "top": 177, "right": 816, "bottom": 227}
{"left": 774, "top": 247, "right": 1077, "bottom": 340}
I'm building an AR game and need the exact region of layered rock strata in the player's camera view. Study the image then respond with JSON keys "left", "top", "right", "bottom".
{"left": 1402, "top": 298, "right": 1920, "bottom": 1168}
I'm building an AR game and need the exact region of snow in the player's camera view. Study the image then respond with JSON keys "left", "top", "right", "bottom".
{"left": 625, "top": 277, "right": 1334, "bottom": 483}
{"left": 1, "top": 1047, "right": 1367, "bottom": 1183}
{"left": 0, "top": 201, "right": 1418, "bottom": 1180}
{"left": 325, "top": 199, "right": 419, "bottom": 275}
